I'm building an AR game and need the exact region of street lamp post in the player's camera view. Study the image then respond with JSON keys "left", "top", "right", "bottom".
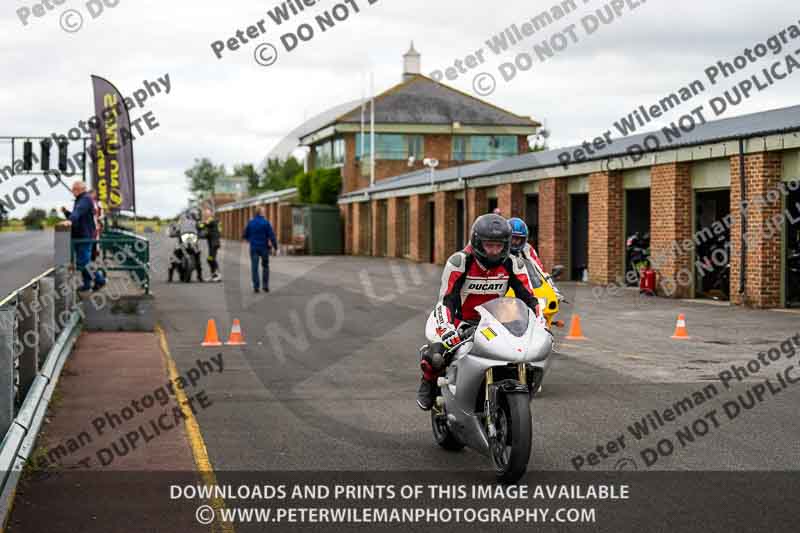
{"left": 424, "top": 158, "right": 439, "bottom": 189}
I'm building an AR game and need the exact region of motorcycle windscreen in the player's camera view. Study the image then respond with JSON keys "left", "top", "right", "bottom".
{"left": 525, "top": 262, "right": 543, "bottom": 289}
{"left": 479, "top": 298, "right": 530, "bottom": 337}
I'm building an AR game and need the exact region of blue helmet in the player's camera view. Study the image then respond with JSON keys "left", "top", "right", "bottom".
{"left": 508, "top": 218, "right": 528, "bottom": 254}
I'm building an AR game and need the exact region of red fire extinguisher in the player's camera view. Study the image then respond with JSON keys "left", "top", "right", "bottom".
{"left": 639, "top": 264, "right": 656, "bottom": 295}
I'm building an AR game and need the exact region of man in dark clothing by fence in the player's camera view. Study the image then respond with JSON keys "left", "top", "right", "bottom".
{"left": 62, "top": 181, "right": 106, "bottom": 292}
{"left": 243, "top": 207, "right": 278, "bottom": 293}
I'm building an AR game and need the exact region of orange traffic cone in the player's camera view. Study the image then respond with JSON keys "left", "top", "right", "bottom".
{"left": 564, "top": 314, "right": 588, "bottom": 340}
{"left": 671, "top": 314, "right": 690, "bottom": 340}
{"left": 201, "top": 319, "right": 222, "bottom": 347}
{"left": 225, "top": 319, "right": 247, "bottom": 346}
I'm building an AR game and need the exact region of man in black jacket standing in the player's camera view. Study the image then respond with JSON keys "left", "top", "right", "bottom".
{"left": 62, "top": 181, "right": 105, "bottom": 292}
{"left": 199, "top": 208, "right": 222, "bottom": 282}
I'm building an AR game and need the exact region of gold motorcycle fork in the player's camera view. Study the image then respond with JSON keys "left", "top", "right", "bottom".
{"left": 518, "top": 363, "right": 527, "bottom": 387}
{"left": 485, "top": 368, "right": 494, "bottom": 426}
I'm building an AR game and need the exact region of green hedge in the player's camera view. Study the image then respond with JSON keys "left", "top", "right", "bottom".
{"left": 295, "top": 168, "right": 341, "bottom": 205}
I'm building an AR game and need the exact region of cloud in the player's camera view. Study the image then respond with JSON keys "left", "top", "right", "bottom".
{"left": 1, "top": 0, "right": 798, "bottom": 216}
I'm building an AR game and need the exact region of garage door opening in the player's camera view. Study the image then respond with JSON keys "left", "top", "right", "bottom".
{"left": 379, "top": 201, "right": 388, "bottom": 257}
{"left": 525, "top": 194, "right": 539, "bottom": 249}
{"left": 399, "top": 199, "right": 410, "bottom": 257}
{"left": 455, "top": 198, "right": 465, "bottom": 250}
{"left": 694, "top": 189, "right": 731, "bottom": 300}
{"left": 786, "top": 182, "right": 800, "bottom": 307}
{"left": 624, "top": 189, "right": 651, "bottom": 286}
{"left": 427, "top": 202, "right": 436, "bottom": 263}
{"left": 570, "top": 194, "right": 589, "bottom": 281}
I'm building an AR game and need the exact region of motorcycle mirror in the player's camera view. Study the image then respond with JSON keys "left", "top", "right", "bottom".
{"left": 550, "top": 265, "right": 564, "bottom": 280}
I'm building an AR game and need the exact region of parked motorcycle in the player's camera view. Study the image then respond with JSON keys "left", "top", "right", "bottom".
{"left": 786, "top": 242, "right": 800, "bottom": 306}
{"left": 424, "top": 297, "right": 552, "bottom": 483}
{"left": 697, "top": 232, "right": 730, "bottom": 300}
{"left": 168, "top": 223, "right": 200, "bottom": 283}
{"left": 625, "top": 232, "right": 650, "bottom": 286}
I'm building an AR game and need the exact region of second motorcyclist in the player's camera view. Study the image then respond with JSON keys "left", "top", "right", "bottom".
{"left": 508, "top": 217, "right": 564, "bottom": 302}
{"left": 417, "top": 214, "right": 540, "bottom": 410}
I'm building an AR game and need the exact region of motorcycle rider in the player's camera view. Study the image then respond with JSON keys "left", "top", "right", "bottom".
{"left": 178, "top": 209, "right": 204, "bottom": 282}
{"left": 508, "top": 217, "right": 564, "bottom": 302}
{"left": 508, "top": 217, "right": 543, "bottom": 269}
{"left": 199, "top": 208, "right": 222, "bottom": 282}
{"left": 417, "top": 214, "right": 540, "bottom": 411}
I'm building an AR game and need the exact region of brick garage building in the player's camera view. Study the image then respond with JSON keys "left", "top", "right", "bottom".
{"left": 339, "top": 105, "right": 800, "bottom": 310}
{"left": 216, "top": 188, "right": 297, "bottom": 251}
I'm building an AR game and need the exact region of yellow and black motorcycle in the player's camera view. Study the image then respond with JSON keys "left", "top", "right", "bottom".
{"left": 507, "top": 262, "right": 565, "bottom": 329}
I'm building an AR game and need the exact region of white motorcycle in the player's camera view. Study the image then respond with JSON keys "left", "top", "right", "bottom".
{"left": 168, "top": 222, "right": 201, "bottom": 283}
{"left": 424, "top": 297, "right": 553, "bottom": 483}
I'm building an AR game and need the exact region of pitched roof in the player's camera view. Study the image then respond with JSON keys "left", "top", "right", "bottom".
{"left": 334, "top": 75, "right": 539, "bottom": 128}
{"left": 260, "top": 99, "right": 364, "bottom": 167}
{"left": 341, "top": 104, "right": 800, "bottom": 199}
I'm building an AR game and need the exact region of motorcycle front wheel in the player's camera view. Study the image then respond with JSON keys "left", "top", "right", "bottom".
{"left": 180, "top": 256, "right": 192, "bottom": 283}
{"left": 491, "top": 392, "right": 532, "bottom": 484}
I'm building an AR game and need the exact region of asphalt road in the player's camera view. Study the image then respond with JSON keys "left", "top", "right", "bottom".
{"left": 0, "top": 230, "right": 53, "bottom": 298}
{"left": 152, "top": 236, "right": 800, "bottom": 475}
{"left": 12, "top": 235, "right": 796, "bottom": 532}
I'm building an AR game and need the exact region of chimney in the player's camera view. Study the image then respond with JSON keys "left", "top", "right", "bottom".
{"left": 403, "top": 41, "right": 421, "bottom": 82}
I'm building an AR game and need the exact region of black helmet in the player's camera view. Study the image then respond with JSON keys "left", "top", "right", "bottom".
{"left": 470, "top": 214, "right": 511, "bottom": 268}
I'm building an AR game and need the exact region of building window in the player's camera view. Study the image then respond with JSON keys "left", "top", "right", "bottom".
{"left": 452, "top": 135, "right": 518, "bottom": 161}
{"left": 314, "top": 143, "right": 333, "bottom": 169}
{"left": 356, "top": 134, "right": 424, "bottom": 161}
{"left": 292, "top": 207, "right": 304, "bottom": 239}
{"left": 407, "top": 135, "right": 423, "bottom": 159}
{"left": 333, "top": 138, "right": 345, "bottom": 166}
{"left": 313, "top": 138, "right": 345, "bottom": 169}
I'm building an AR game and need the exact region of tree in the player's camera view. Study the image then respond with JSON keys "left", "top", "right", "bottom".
{"left": 23, "top": 208, "right": 47, "bottom": 230}
{"left": 296, "top": 169, "right": 342, "bottom": 205}
{"left": 263, "top": 157, "right": 303, "bottom": 192}
{"left": 295, "top": 171, "right": 312, "bottom": 203}
{"left": 234, "top": 163, "right": 260, "bottom": 193}
{"left": 185, "top": 158, "right": 225, "bottom": 197}
{"left": 45, "top": 208, "right": 61, "bottom": 227}
{"left": 310, "top": 168, "right": 342, "bottom": 205}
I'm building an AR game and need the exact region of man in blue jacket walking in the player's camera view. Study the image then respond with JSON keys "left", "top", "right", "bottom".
{"left": 243, "top": 207, "right": 278, "bottom": 293}
{"left": 63, "top": 181, "right": 106, "bottom": 292}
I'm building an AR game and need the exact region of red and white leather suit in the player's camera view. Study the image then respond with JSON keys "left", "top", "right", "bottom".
{"left": 432, "top": 245, "right": 539, "bottom": 336}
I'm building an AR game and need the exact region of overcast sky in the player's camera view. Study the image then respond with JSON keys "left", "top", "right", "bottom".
{"left": 1, "top": 0, "right": 798, "bottom": 217}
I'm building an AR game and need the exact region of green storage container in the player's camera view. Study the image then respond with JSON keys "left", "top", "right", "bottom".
{"left": 302, "top": 205, "right": 342, "bottom": 255}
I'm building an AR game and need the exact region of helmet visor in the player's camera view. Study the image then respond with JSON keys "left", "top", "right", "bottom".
{"left": 483, "top": 240, "right": 505, "bottom": 259}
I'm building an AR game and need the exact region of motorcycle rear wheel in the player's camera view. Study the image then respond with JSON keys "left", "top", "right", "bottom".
{"left": 491, "top": 392, "right": 532, "bottom": 484}
{"left": 431, "top": 410, "right": 464, "bottom": 451}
